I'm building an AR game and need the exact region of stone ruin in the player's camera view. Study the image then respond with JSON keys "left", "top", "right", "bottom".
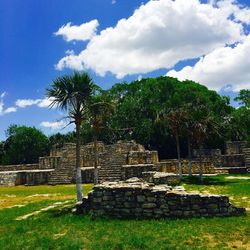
{"left": 0, "top": 140, "right": 249, "bottom": 186}
{"left": 77, "top": 178, "right": 246, "bottom": 219}
{"left": 193, "top": 141, "right": 250, "bottom": 174}
{"left": 0, "top": 140, "right": 218, "bottom": 186}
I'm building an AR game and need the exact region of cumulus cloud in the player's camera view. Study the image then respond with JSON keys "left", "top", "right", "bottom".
{"left": 16, "top": 98, "right": 55, "bottom": 109}
{"left": 167, "top": 35, "right": 250, "bottom": 92}
{"left": 54, "top": 20, "right": 99, "bottom": 42}
{"left": 0, "top": 92, "right": 17, "bottom": 116}
{"left": 40, "top": 121, "right": 66, "bottom": 130}
{"left": 55, "top": 0, "right": 244, "bottom": 78}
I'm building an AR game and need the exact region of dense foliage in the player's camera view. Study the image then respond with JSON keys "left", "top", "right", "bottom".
{"left": 0, "top": 76, "right": 249, "bottom": 164}
{"left": 0, "top": 125, "right": 49, "bottom": 165}
{"left": 81, "top": 76, "right": 247, "bottom": 159}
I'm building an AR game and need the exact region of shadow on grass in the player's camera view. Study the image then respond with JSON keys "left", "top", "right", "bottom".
{"left": 181, "top": 176, "right": 237, "bottom": 186}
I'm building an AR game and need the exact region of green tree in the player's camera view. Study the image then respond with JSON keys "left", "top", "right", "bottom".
{"left": 235, "top": 89, "right": 250, "bottom": 108}
{"left": 49, "top": 132, "right": 76, "bottom": 148}
{"left": 47, "top": 72, "right": 95, "bottom": 202}
{"left": 1, "top": 125, "right": 49, "bottom": 165}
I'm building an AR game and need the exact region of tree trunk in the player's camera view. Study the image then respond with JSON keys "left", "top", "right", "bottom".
{"left": 176, "top": 135, "right": 182, "bottom": 179}
{"left": 75, "top": 122, "right": 83, "bottom": 202}
{"left": 199, "top": 145, "right": 203, "bottom": 183}
{"left": 187, "top": 136, "right": 192, "bottom": 177}
{"left": 93, "top": 134, "right": 99, "bottom": 185}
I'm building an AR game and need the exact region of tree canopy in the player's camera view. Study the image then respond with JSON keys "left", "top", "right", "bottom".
{"left": 1, "top": 125, "right": 49, "bottom": 165}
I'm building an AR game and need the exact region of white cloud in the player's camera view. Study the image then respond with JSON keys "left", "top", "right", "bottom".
{"left": 4, "top": 107, "right": 17, "bottom": 114}
{"left": 54, "top": 20, "right": 99, "bottom": 42}
{"left": 16, "top": 99, "right": 41, "bottom": 108}
{"left": 40, "top": 121, "right": 66, "bottom": 130}
{"left": 217, "top": 0, "right": 250, "bottom": 25}
{"left": 55, "top": 0, "right": 244, "bottom": 78}
{"left": 0, "top": 92, "right": 17, "bottom": 116}
{"left": 111, "top": 0, "right": 116, "bottom": 4}
{"left": 15, "top": 98, "right": 55, "bottom": 109}
{"left": 37, "top": 98, "right": 55, "bottom": 108}
{"left": 167, "top": 35, "right": 250, "bottom": 92}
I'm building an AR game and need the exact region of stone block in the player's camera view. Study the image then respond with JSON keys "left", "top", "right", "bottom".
{"left": 142, "top": 203, "right": 157, "bottom": 209}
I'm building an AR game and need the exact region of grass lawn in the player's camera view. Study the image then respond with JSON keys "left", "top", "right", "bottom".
{"left": 0, "top": 174, "right": 249, "bottom": 250}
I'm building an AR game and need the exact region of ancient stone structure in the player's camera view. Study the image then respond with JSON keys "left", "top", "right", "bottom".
{"left": 1, "top": 140, "right": 249, "bottom": 186}
{"left": 158, "top": 159, "right": 216, "bottom": 174}
{"left": 194, "top": 141, "right": 250, "bottom": 174}
{"left": 0, "top": 141, "right": 160, "bottom": 186}
{"left": 79, "top": 178, "right": 245, "bottom": 219}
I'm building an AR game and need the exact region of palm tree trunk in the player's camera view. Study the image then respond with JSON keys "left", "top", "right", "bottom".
{"left": 93, "top": 134, "right": 99, "bottom": 185}
{"left": 199, "top": 145, "right": 203, "bottom": 183}
{"left": 187, "top": 136, "right": 192, "bottom": 177}
{"left": 76, "top": 122, "right": 83, "bottom": 202}
{"left": 176, "top": 134, "right": 182, "bottom": 179}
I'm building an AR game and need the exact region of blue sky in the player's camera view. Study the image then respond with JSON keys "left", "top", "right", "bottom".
{"left": 0, "top": 0, "right": 250, "bottom": 140}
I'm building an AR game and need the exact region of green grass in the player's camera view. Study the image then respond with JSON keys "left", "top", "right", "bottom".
{"left": 0, "top": 175, "right": 249, "bottom": 250}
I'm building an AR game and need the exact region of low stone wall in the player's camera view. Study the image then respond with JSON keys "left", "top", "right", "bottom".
{"left": 82, "top": 179, "right": 245, "bottom": 219}
{"left": 0, "top": 164, "right": 39, "bottom": 172}
{"left": 0, "top": 170, "right": 54, "bottom": 186}
{"left": 221, "top": 154, "right": 245, "bottom": 168}
{"left": 158, "top": 160, "right": 216, "bottom": 174}
{"left": 121, "top": 164, "right": 156, "bottom": 180}
{"left": 0, "top": 172, "right": 18, "bottom": 186}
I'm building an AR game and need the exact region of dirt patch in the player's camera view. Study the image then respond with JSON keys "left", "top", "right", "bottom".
{"left": 227, "top": 240, "right": 250, "bottom": 249}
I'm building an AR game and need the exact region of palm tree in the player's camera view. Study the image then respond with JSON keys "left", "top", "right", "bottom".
{"left": 157, "top": 107, "right": 186, "bottom": 180}
{"left": 88, "top": 99, "right": 115, "bottom": 184}
{"left": 47, "top": 72, "right": 95, "bottom": 202}
{"left": 191, "top": 108, "right": 218, "bottom": 183}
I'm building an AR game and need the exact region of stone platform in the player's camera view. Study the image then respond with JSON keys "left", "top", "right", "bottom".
{"left": 78, "top": 178, "right": 246, "bottom": 219}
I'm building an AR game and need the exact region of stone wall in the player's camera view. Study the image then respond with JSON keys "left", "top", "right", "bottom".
{"left": 158, "top": 160, "right": 216, "bottom": 174}
{"left": 221, "top": 154, "right": 245, "bottom": 167}
{"left": 81, "top": 179, "right": 245, "bottom": 219}
{"left": 0, "top": 172, "right": 18, "bottom": 186}
{"left": 225, "top": 141, "right": 247, "bottom": 155}
{"left": 81, "top": 167, "right": 97, "bottom": 184}
{"left": 39, "top": 157, "right": 60, "bottom": 169}
{"left": 0, "top": 170, "right": 54, "bottom": 186}
{"left": 0, "top": 164, "right": 39, "bottom": 172}
{"left": 192, "top": 149, "right": 222, "bottom": 168}
{"left": 127, "top": 151, "right": 159, "bottom": 165}
{"left": 121, "top": 164, "right": 157, "bottom": 180}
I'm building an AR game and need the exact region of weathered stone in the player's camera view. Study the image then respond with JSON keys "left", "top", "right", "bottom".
{"left": 137, "top": 195, "right": 145, "bottom": 202}
{"left": 147, "top": 196, "right": 156, "bottom": 202}
{"left": 142, "top": 203, "right": 157, "bottom": 209}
